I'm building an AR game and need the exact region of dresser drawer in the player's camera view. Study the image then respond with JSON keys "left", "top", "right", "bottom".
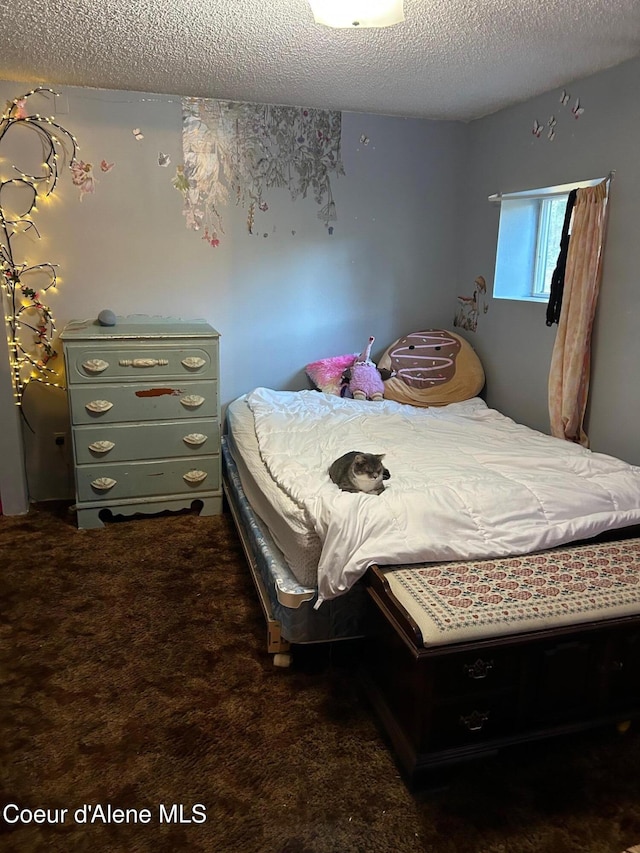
{"left": 425, "top": 692, "right": 517, "bottom": 751}
{"left": 65, "top": 343, "right": 218, "bottom": 383}
{"left": 433, "top": 648, "right": 519, "bottom": 698}
{"left": 74, "top": 419, "right": 220, "bottom": 464}
{"left": 68, "top": 381, "right": 218, "bottom": 424}
{"left": 76, "top": 457, "right": 220, "bottom": 502}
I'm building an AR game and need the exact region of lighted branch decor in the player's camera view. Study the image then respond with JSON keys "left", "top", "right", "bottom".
{"left": 0, "top": 87, "right": 78, "bottom": 407}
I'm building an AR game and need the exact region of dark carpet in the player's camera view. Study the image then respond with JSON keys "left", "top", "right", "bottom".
{"left": 2, "top": 502, "right": 640, "bottom": 853}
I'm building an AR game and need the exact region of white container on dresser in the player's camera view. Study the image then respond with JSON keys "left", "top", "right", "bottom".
{"left": 60, "top": 316, "right": 222, "bottom": 529}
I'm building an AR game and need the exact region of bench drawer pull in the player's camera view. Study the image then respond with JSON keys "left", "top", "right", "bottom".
{"left": 459, "top": 710, "right": 490, "bottom": 732}
{"left": 463, "top": 659, "right": 494, "bottom": 680}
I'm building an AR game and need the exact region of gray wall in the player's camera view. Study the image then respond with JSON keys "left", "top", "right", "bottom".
{"left": 0, "top": 82, "right": 466, "bottom": 503}
{"left": 460, "top": 56, "right": 640, "bottom": 465}
{"left": 3, "top": 55, "right": 639, "bottom": 507}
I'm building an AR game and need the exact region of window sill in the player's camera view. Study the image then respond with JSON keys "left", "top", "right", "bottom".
{"left": 493, "top": 294, "right": 548, "bottom": 304}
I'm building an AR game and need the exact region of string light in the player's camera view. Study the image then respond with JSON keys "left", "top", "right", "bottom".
{"left": 0, "top": 87, "right": 78, "bottom": 406}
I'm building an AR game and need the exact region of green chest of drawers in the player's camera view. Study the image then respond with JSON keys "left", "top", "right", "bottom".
{"left": 60, "top": 316, "right": 222, "bottom": 529}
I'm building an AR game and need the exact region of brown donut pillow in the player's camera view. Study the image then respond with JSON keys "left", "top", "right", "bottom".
{"left": 378, "top": 329, "right": 485, "bottom": 407}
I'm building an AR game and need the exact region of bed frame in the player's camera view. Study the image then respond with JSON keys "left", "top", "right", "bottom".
{"left": 360, "top": 550, "right": 640, "bottom": 785}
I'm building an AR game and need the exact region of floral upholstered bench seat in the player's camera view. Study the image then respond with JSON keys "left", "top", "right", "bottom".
{"left": 383, "top": 538, "right": 640, "bottom": 647}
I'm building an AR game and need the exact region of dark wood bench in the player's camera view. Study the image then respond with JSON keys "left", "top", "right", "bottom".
{"left": 360, "top": 536, "right": 640, "bottom": 784}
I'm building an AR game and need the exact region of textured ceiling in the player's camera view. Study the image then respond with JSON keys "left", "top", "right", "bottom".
{"left": 1, "top": 0, "right": 639, "bottom": 120}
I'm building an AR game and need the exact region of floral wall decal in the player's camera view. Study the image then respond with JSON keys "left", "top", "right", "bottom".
{"left": 178, "top": 98, "right": 344, "bottom": 247}
{"left": 70, "top": 158, "right": 115, "bottom": 201}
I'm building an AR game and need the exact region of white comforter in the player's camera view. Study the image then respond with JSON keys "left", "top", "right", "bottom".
{"left": 245, "top": 388, "right": 640, "bottom": 606}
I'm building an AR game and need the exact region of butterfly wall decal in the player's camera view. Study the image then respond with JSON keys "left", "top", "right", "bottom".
{"left": 529, "top": 89, "right": 584, "bottom": 141}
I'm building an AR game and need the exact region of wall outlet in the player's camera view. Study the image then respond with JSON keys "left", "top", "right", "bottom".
{"left": 54, "top": 432, "right": 67, "bottom": 446}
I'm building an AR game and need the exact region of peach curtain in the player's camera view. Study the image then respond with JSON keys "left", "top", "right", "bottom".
{"left": 548, "top": 180, "right": 609, "bottom": 446}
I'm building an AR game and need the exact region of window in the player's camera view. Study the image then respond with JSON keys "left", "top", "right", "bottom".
{"left": 491, "top": 178, "right": 604, "bottom": 303}
{"left": 532, "top": 195, "right": 568, "bottom": 297}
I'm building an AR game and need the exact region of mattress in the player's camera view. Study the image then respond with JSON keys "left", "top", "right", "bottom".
{"left": 241, "top": 387, "right": 640, "bottom": 607}
{"left": 226, "top": 396, "right": 322, "bottom": 587}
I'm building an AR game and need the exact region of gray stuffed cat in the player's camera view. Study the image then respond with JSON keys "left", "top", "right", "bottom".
{"left": 328, "top": 451, "right": 390, "bottom": 495}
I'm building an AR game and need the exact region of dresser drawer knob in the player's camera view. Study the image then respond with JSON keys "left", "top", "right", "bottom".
{"left": 82, "top": 358, "right": 109, "bottom": 374}
{"left": 180, "top": 394, "right": 205, "bottom": 408}
{"left": 89, "top": 440, "right": 115, "bottom": 454}
{"left": 86, "top": 399, "right": 114, "bottom": 413}
{"left": 464, "top": 658, "right": 494, "bottom": 680}
{"left": 183, "top": 433, "right": 208, "bottom": 446}
{"left": 459, "top": 710, "right": 490, "bottom": 732}
{"left": 91, "top": 477, "right": 117, "bottom": 491}
{"left": 181, "top": 356, "right": 206, "bottom": 370}
{"left": 118, "top": 358, "right": 169, "bottom": 368}
{"left": 183, "top": 469, "right": 208, "bottom": 484}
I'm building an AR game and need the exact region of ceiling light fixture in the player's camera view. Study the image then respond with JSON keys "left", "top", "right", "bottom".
{"left": 308, "top": 0, "right": 404, "bottom": 29}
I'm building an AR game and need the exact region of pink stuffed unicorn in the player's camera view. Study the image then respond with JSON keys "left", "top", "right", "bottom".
{"left": 348, "top": 336, "right": 385, "bottom": 401}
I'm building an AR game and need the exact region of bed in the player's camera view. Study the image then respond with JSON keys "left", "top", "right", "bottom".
{"left": 222, "top": 384, "right": 640, "bottom": 776}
